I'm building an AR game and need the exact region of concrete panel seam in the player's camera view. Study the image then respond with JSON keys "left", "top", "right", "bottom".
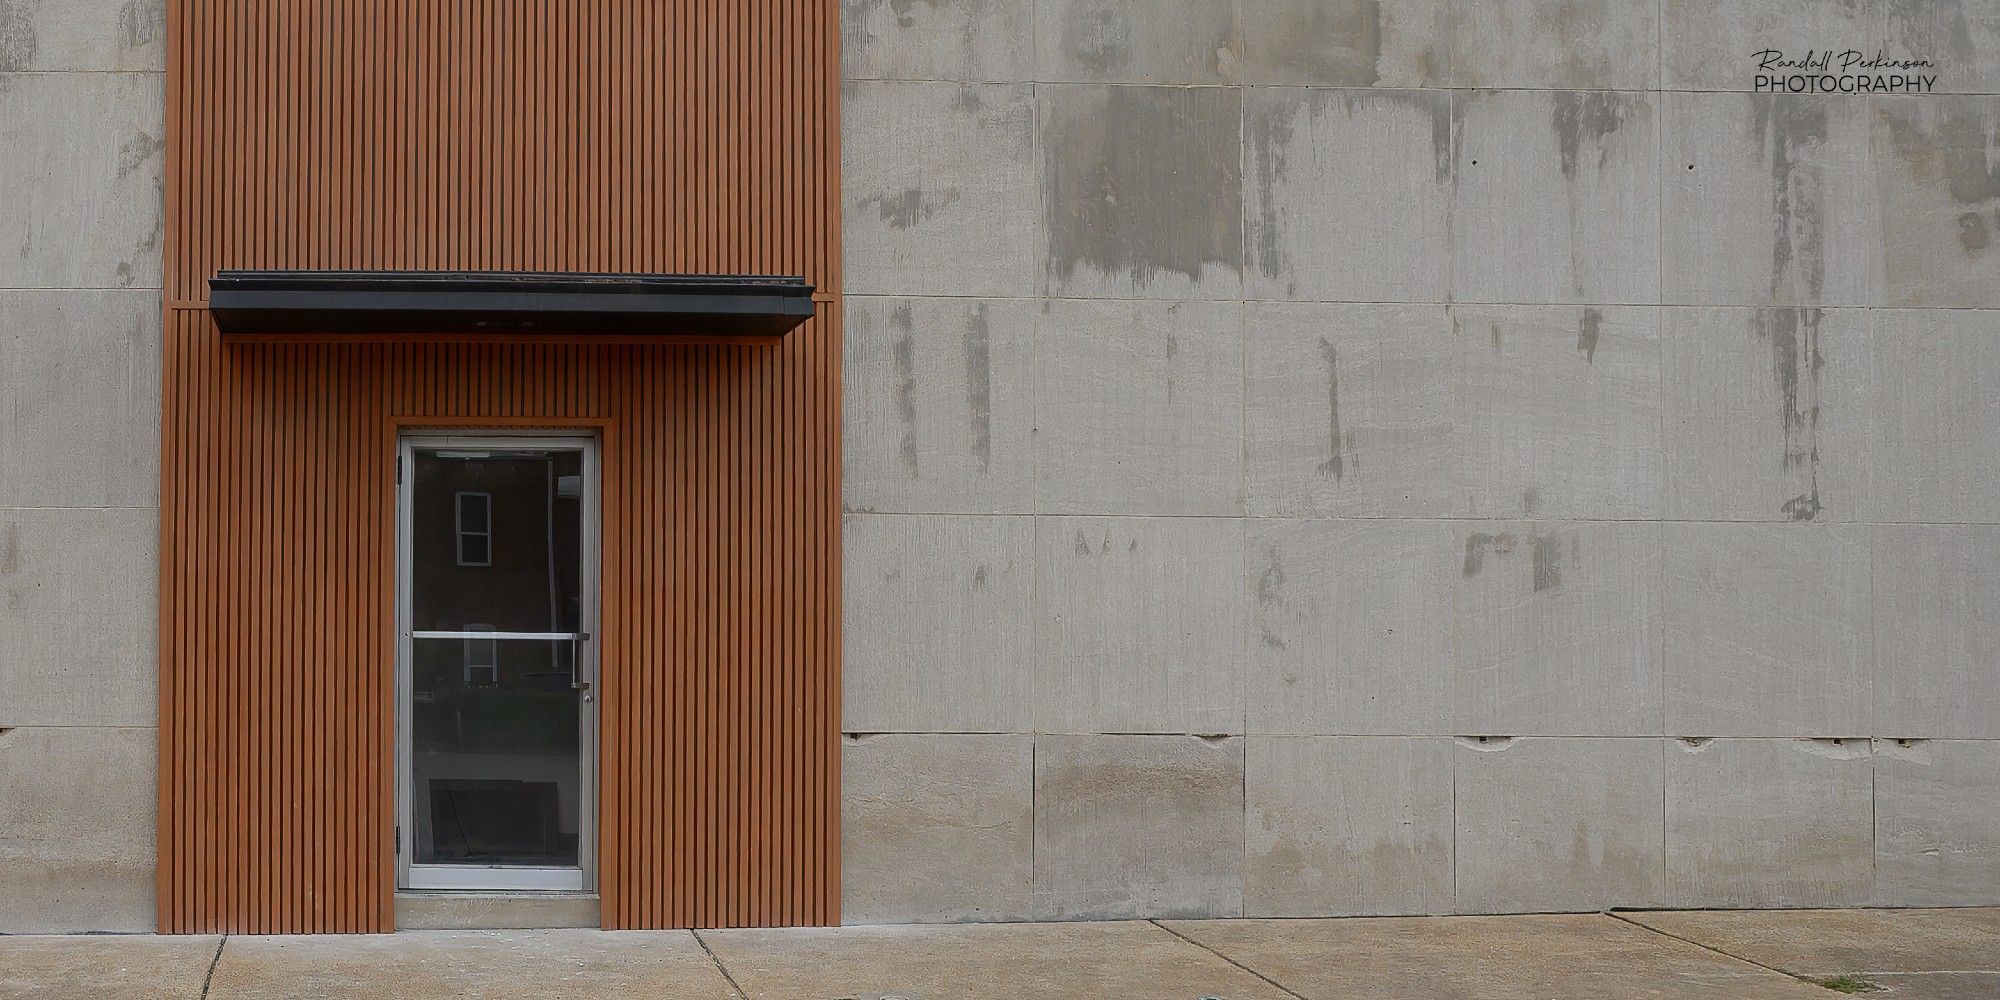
{"left": 0, "top": 70, "right": 164, "bottom": 76}
{"left": 842, "top": 79, "right": 2000, "bottom": 98}
{"left": 839, "top": 511, "right": 2000, "bottom": 526}
{"left": 0, "top": 725, "right": 159, "bottom": 731}
{"left": 844, "top": 292, "right": 2000, "bottom": 311}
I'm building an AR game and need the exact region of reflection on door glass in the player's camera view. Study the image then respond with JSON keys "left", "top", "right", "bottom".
{"left": 455, "top": 492, "right": 492, "bottom": 566}
{"left": 411, "top": 637, "right": 580, "bottom": 866}
{"left": 412, "top": 449, "right": 584, "bottom": 633}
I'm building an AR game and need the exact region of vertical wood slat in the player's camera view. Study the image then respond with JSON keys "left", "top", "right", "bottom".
{"left": 160, "top": 0, "right": 841, "bottom": 933}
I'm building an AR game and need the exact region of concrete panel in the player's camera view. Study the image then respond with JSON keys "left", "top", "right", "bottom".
{"left": 1032, "top": 734, "right": 1244, "bottom": 920}
{"left": 843, "top": 296, "right": 1035, "bottom": 514}
{"left": 1245, "top": 303, "right": 1457, "bottom": 518}
{"left": 209, "top": 930, "right": 735, "bottom": 999}
{"left": 0, "top": 726, "right": 154, "bottom": 932}
{"left": 1041, "top": 85, "right": 1243, "bottom": 300}
{"left": 842, "top": 514, "right": 1032, "bottom": 733}
{"left": 0, "top": 508, "right": 156, "bottom": 728}
{"left": 0, "top": 72, "right": 163, "bottom": 289}
{"left": 0, "top": 0, "right": 163, "bottom": 71}
{"left": 842, "top": 734, "right": 1034, "bottom": 924}
{"left": 0, "top": 935, "right": 220, "bottom": 999}
{"left": 1874, "top": 525, "right": 2000, "bottom": 738}
{"left": 1662, "top": 524, "right": 1873, "bottom": 738}
{"left": 1035, "top": 300, "right": 1243, "bottom": 516}
{"left": 1875, "top": 96, "right": 2000, "bottom": 307}
{"left": 1665, "top": 737, "right": 1874, "bottom": 908}
{"left": 843, "top": 81, "right": 1039, "bottom": 297}
{"left": 1666, "top": 1, "right": 2000, "bottom": 94}
{"left": 1034, "top": 0, "right": 1235, "bottom": 84}
{"left": 1244, "top": 89, "right": 1452, "bottom": 303}
{"left": 0, "top": 289, "right": 159, "bottom": 508}
{"left": 1862, "top": 310, "right": 2000, "bottom": 522}
{"left": 1452, "top": 89, "right": 1658, "bottom": 305}
{"left": 1244, "top": 736, "right": 1453, "bottom": 917}
{"left": 840, "top": 0, "right": 1035, "bottom": 82}
{"left": 1245, "top": 519, "right": 1452, "bottom": 735}
{"left": 1233, "top": 0, "right": 1450, "bottom": 87}
{"left": 1662, "top": 307, "right": 1871, "bottom": 522}
{"left": 395, "top": 893, "right": 599, "bottom": 930}
{"left": 1881, "top": 0, "right": 2000, "bottom": 94}
{"left": 1876, "top": 740, "right": 2000, "bottom": 907}
{"left": 1453, "top": 737, "right": 1665, "bottom": 913}
{"left": 1451, "top": 0, "right": 1658, "bottom": 90}
{"left": 1454, "top": 522, "right": 1662, "bottom": 737}
{"left": 1033, "top": 517, "right": 1245, "bottom": 734}
{"left": 1452, "top": 305, "right": 1662, "bottom": 519}
{"left": 1661, "top": 0, "right": 1880, "bottom": 92}
{"left": 703, "top": 921, "right": 1298, "bottom": 1000}
{"left": 1663, "top": 93, "right": 1882, "bottom": 306}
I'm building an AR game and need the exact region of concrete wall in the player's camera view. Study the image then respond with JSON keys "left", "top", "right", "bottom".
{"left": 839, "top": 0, "right": 2000, "bottom": 922}
{"left": 0, "top": 0, "right": 164, "bottom": 931}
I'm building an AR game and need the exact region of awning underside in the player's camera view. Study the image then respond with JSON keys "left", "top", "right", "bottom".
{"left": 208, "top": 270, "right": 816, "bottom": 338}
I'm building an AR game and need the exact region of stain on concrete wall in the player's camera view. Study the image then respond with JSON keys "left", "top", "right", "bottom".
{"left": 1043, "top": 86, "right": 1243, "bottom": 298}
{"left": 0, "top": 0, "right": 39, "bottom": 72}
{"left": 1752, "top": 308, "right": 1828, "bottom": 520}
{"left": 1875, "top": 96, "right": 2000, "bottom": 305}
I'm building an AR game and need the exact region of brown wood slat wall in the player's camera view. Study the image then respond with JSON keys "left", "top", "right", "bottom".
{"left": 158, "top": 0, "right": 841, "bottom": 932}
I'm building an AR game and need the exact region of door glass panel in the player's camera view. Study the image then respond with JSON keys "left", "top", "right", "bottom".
{"left": 411, "top": 449, "right": 584, "bottom": 634}
{"left": 403, "top": 442, "right": 589, "bottom": 882}
{"left": 410, "top": 637, "right": 580, "bottom": 866}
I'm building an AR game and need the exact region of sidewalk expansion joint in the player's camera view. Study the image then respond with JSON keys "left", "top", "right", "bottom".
{"left": 1147, "top": 919, "right": 1308, "bottom": 1000}
{"left": 690, "top": 929, "right": 748, "bottom": 999}
{"left": 199, "top": 934, "right": 228, "bottom": 999}
{"left": 1605, "top": 911, "right": 1835, "bottom": 993}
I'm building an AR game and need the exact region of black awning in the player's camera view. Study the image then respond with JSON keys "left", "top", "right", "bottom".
{"left": 208, "top": 270, "right": 816, "bottom": 338}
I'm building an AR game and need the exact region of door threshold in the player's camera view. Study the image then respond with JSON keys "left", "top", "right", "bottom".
{"left": 395, "top": 890, "right": 600, "bottom": 931}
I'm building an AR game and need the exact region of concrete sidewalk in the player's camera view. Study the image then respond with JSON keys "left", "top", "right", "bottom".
{"left": 3, "top": 908, "right": 1995, "bottom": 999}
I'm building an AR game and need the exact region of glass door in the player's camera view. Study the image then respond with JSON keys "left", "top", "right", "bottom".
{"left": 396, "top": 434, "right": 597, "bottom": 891}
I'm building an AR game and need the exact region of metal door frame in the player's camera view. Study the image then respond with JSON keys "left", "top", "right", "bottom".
{"left": 395, "top": 431, "right": 600, "bottom": 893}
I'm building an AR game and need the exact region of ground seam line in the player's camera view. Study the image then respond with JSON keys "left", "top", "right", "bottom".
{"left": 690, "top": 929, "right": 749, "bottom": 999}
{"left": 199, "top": 934, "right": 228, "bottom": 999}
{"left": 1605, "top": 911, "right": 1832, "bottom": 990}
{"left": 1148, "top": 919, "right": 1308, "bottom": 1000}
